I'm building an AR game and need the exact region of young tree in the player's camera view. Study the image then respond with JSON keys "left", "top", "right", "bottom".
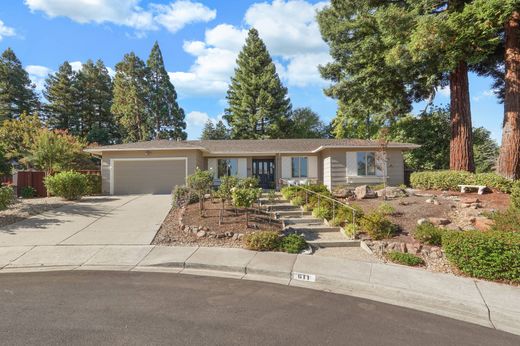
{"left": 286, "top": 107, "right": 326, "bottom": 138}
{"left": 146, "top": 42, "right": 187, "bottom": 140}
{"left": 44, "top": 61, "right": 79, "bottom": 133}
{"left": 75, "top": 59, "right": 117, "bottom": 144}
{"left": 112, "top": 52, "right": 151, "bottom": 142}
{"left": 224, "top": 28, "right": 291, "bottom": 139}
{"left": 0, "top": 112, "right": 42, "bottom": 167}
{"left": 200, "top": 120, "right": 229, "bottom": 140}
{"left": 0, "top": 48, "right": 40, "bottom": 121}
{"left": 187, "top": 168, "right": 214, "bottom": 216}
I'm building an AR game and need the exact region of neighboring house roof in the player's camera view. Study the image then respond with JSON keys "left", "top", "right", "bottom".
{"left": 84, "top": 138, "right": 420, "bottom": 155}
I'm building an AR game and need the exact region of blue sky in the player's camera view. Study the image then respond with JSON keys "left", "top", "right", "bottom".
{"left": 0, "top": 0, "right": 504, "bottom": 142}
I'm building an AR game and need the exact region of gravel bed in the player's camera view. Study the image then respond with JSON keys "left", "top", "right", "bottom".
{"left": 0, "top": 197, "right": 72, "bottom": 228}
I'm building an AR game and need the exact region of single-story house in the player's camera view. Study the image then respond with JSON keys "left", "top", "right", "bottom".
{"left": 85, "top": 139, "right": 419, "bottom": 195}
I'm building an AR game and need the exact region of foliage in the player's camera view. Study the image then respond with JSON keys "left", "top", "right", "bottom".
{"left": 342, "top": 223, "right": 358, "bottom": 239}
{"left": 232, "top": 187, "right": 261, "bottom": 209}
{"left": 147, "top": 42, "right": 186, "bottom": 140}
{"left": 0, "top": 112, "right": 42, "bottom": 165}
{"left": 281, "top": 186, "right": 299, "bottom": 200}
{"left": 237, "top": 177, "right": 259, "bottom": 189}
{"left": 112, "top": 52, "right": 151, "bottom": 142}
{"left": 285, "top": 108, "right": 326, "bottom": 138}
{"left": 0, "top": 185, "right": 15, "bottom": 210}
{"left": 20, "top": 186, "right": 36, "bottom": 198}
{"left": 312, "top": 205, "right": 332, "bottom": 220}
{"left": 187, "top": 169, "right": 214, "bottom": 213}
{"left": 386, "top": 252, "right": 424, "bottom": 267}
{"left": 200, "top": 120, "right": 229, "bottom": 140}
{"left": 0, "top": 147, "right": 11, "bottom": 177}
{"left": 44, "top": 61, "right": 78, "bottom": 132}
{"left": 28, "top": 129, "right": 86, "bottom": 175}
{"left": 0, "top": 48, "right": 40, "bottom": 122}
{"left": 244, "top": 231, "right": 280, "bottom": 251}
{"left": 215, "top": 175, "right": 239, "bottom": 203}
{"left": 330, "top": 204, "right": 363, "bottom": 227}
{"left": 473, "top": 127, "right": 499, "bottom": 173}
{"left": 512, "top": 181, "right": 520, "bottom": 210}
{"left": 360, "top": 212, "right": 398, "bottom": 240}
{"left": 172, "top": 185, "right": 198, "bottom": 208}
{"left": 267, "top": 190, "right": 277, "bottom": 203}
{"left": 290, "top": 195, "right": 305, "bottom": 207}
{"left": 224, "top": 28, "right": 292, "bottom": 139}
{"left": 84, "top": 174, "right": 102, "bottom": 195}
{"left": 376, "top": 202, "right": 396, "bottom": 216}
{"left": 414, "top": 223, "right": 445, "bottom": 246}
{"left": 280, "top": 234, "right": 307, "bottom": 254}
{"left": 44, "top": 171, "right": 88, "bottom": 200}
{"left": 488, "top": 209, "right": 520, "bottom": 233}
{"left": 410, "top": 171, "right": 513, "bottom": 193}
{"left": 442, "top": 230, "right": 520, "bottom": 283}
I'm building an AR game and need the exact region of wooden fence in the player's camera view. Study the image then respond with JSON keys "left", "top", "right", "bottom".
{"left": 1, "top": 170, "right": 101, "bottom": 197}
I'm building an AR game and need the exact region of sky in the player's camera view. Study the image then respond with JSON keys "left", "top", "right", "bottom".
{"left": 0, "top": 0, "right": 505, "bottom": 142}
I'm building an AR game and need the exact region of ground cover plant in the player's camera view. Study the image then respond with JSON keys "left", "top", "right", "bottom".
{"left": 414, "top": 223, "right": 446, "bottom": 246}
{"left": 386, "top": 252, "right": 424, "bottom": 266}
{"left": 280, "top": 233, "right": 307, "bottom": 253}
{"left": 244, "top": 231, "right": 280, "bottom": 251}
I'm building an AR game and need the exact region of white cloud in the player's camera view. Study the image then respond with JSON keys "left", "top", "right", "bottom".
{"left": 473, "top": 89, "right": 496, "bottom": 102}
{"left": 186, "top": 111, "right": 210, "bottom": 127}
{"left": 437, "top": 85, "right": 450, "bottom": 98}
{"left": 153, "top": 1, "right": 216, "bottom": 33}
{"left": 25, "top": 0, "right": 215, "bottom": 33}
{"left": 26, "top": 65, "right": 53, "bottom": 91}
{"left": 0, "top": 19, "right": 16, "bottom": 41}
{"left": 69, "top": 61, "right": 83, "bottom": 72}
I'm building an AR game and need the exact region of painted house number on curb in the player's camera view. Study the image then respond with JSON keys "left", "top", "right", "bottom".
{"left": 293, "top": 272, "right": 316, "bottom": 282}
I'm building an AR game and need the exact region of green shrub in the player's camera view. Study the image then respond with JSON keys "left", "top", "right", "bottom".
{"left": 305, "top": 184, "right": 329, "bottom": 193}
{"left": 20, "top": 186, "right": 36, "bottom": 198}
{"left": 172, "top": 186, "right": 198, "bottom": 208}
{"left": 281, "top": 186, "right": 299, "bottom": 200}
{"left": 244, "top": 231, "right": 280, "bottom": 251}
{"left": 215, "top": 176, "right": 239, "bottom": 203}
{"left": 410, "top": 170, "right": 514, "bottom": 193}
{"left": 414, "top": 223, "right": 445, "bottom": 246}
{"left": 0, "top": 185, "right": 15, "bottom": 210}
{"left": 280, "top": 234, "right": 307, "bottom": 253}
{"left": 312, "top": 204, "right": 332, "bottom": 220}
{"left": 44, "top": 171, "right": 88, "bottom": 200}
{"left": 512, "top": 181, "right": 520, "bottom": 210}
{"left": 237, "top": 177, "right": 259, "bottom": 188}
{"left": 386, "top": 252, "right": 424, "bottom": 266}
{"left": 267, "top": 189, "right": 277, "bottom": 202}
{"left": 442, "top": 231, "right": 520, "bottom": 283}
{"left": 376, "top": 202, "right": 395, "bottom": 216}
{"left": 342, "top": 223, "right": 358, "bottom": 239}
{"left": 489, "top": 208, "right": 520, "bottom": 233}
{"left": 290, "top": 195, "right": 305, "bottom": 206}
{"left": 329, "top": 204, "right": 364, "bottom": 226}
{"left": 84, "top": 174, "right": 101, "bottom": 195}
{"left": 360, "top": 212, "right": 398, "bottom": 240}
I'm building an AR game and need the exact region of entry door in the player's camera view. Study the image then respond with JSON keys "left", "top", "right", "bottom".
{"left": 252, "top": 159, "right": 275, "bottom": 189}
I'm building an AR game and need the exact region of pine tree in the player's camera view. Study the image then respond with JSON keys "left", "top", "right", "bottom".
{"left": 43, "top": 61, "right": 79, "bottom": 133}
{"left": 111, "top": 52, "right": 151, "bottom": 142}
{"left": 0, "top": 48, "right": 40, "bottom": 121}
{"left": 200, "top": 120, "right": 229, "bottom": 140}
{"left": 200, "top": 120, "right": 215, "bottom": 140}
{"left": 224, "top": 28, "right": 291, "bottom": 139}
{"left": 147, "top": 42, "right": 186, "bottom": 140}
{"left": 76, "top": 59, "right": 117, "bottom": 144}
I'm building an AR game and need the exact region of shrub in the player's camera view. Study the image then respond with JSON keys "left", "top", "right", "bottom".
{"left": 329, "top": 204, "right": 364, "bottom": 226}
{"left": 414, "top": 223, "right": 445, "bottom": 246}
{"left": 376, "top": 202, "right": 396, "bottom": 216}
{"left": 291, "top": 195, "right": 305, "bottom": 206}
{"left": 267, "top": 189, "right": 277, "bottom": 202}
{"left": 20, "top": 186, "right": 36, "bottom": 198}
{"left": 237, "top": 177, "right": 259, "bottom": 188}
{"left": 44, "top": 171, "right": 88, "bottom": 200}
{"left": 410, "top": 170, "right": 514, "bottom": 193}
{"left": 442, "top": 231, "right": 520, "bottom": 283}
{"left": 245, "top": 231, "right": 280, "bottom": 251}
{"left": 360, "top": 212, "right": 398, "bottom": 240}
{"left": 386, "top": 252, "right": 424, "bottom": 266}
{"left": 215, "top": 176, "right": 239, "bottom": 204}
{"left": 280, "top": 234, "right": 307, "bottom": 253}
{"left": 0, "top": 185, "right": 15, "bottom": 210}
{"left": 342, "top": 223, "right": 358, "bottom": 239}
{"left": 187, "top": 168, "right": 214, "bottom": 214}
{"left": 84, "top": 174, "right": 101, "bottom": 195}
{"left": 312, "top": 204, "right": 332, "bottom": 220}
{"left": 172, "top": 186, "right": 198, "bottom": 208}
{"left": 489, "top": 208, "right": 520, "bottom": 233}
{"left": 512, "top": 181, "right": 520, "bottom": 210}
{"left": 281, "top": 186, "right": 299, "bottom": 200}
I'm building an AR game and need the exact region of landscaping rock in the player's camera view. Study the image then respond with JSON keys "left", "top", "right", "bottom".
{"left": 355, "top": 185, "right": 377, "bottom": 199}
{"left": 444, "top": 223, "right": 462, "bottom": 231}
{"left": 196, "top": 230, "right": 206, "bottom": 238}
{"left": 376, "top": 186, "right": 408, "bottom": 198}
{"left": 225, "top": 231, "right": 234, "bottom": 238}
{"left": 473, "top": 217, "right": 494, "bottom": 231}
{"left": 428, "top": 217, "right": 451, "bottom": 226}
{"left": 417, "top": 218, "right": 429, "bottom": 225}
{"left": 461, "top": 197, "right": 480, "bottom": 204}
{"left": 332, "top": 187, "right": 354, "bottom": 199}
{"left": 232, "top": 233, "right": 239, "bottom": 241}
{"left": 406, "top": 243, "right": 421, "bottom": 254}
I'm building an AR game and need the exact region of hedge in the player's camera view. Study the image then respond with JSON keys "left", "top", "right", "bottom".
{"left": 442, "top": 231, "right": 520, "bottom": 283}
{"left": 410, "top": 170, "right": 514, "bottom": 193}
{"left": 44, "top": 171, "right": 88, "bottom": 200}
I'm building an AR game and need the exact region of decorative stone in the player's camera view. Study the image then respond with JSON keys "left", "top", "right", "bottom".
{"left": 406, "top": 243, "right": 421, "bottom": 254}
{"left": 203, "top": 226, "right": 210, "bottom": 232}
{"left": 461, "top": 197, "right": 480, "bottom": 204}
{"left": 417, "top": 218, "right": 429, "bottom": 225}
{"left": 333, "top": 187, "right": 354, "bottom": 199}
{"left": 399, "top": 242, "right": 407, "bottom": 253}
{"left": 428, "top": 217, "right": 451, "bottom": 226}
{"left": 225, "top": 231, "right": 234, "bottom": 238}
{"left": 232, "top": 233, "right": 239, "bottom": 241}
{"left": 376, "top": 186, "right": 408, "bottom": 198}
{"left": 355, "top": 185, "right": 377, "bottom": 199}
{"left": 237, "top": 234, "right": 244, "bottom": 240}
{"left": 473, "top": 217, "right": 494, "bottom": 231}
{"left": 444, "top": 223, "right": 461, "bottom": 231}
{"left": 196, "top": 230, "right": 206, "bottom": 238}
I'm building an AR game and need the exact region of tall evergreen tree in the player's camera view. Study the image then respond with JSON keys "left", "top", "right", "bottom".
{"left": 224, "top": 28, "right": 291, "bottom": 139}
{"left": 147, "top": 42, "right": 186, "bottom": 140}
{"left": 43, "top": 61, "right": 78, "bottom": 133}
{"left": 111, "top": 52, "right": 151, "bottom": 142}
{"left": 76, "top": 59, "right": 116, "bottom": 144}
{"left": 286, "top": 107, "right": 326, "bottom": 138}
{"left": 200, "top": 120, "right": 229, "bottom": 140}
{"left": 0, "top": 48, "right": 40, "bottom": 121}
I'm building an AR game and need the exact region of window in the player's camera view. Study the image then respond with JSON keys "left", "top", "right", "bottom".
{"left": 217, "top": 159, "right": 238, "bottom": 178}
{"left": 357, "top": 152, "right": 376, "bottom": 176}
{"left": 291, "top": 157, "right": 308, "bottom": 178}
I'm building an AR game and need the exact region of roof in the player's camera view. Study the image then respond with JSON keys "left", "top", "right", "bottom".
{"left": 85, "top": 138, "right": 420, "bottom": 155}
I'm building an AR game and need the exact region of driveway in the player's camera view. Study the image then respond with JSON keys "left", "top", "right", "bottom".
{"left": 0, "top": 195, "right": 172, "bottom": 246}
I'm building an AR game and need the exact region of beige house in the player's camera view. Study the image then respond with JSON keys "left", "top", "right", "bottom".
{"left": 85, "top": 139, "right": 419, "bottom": 195}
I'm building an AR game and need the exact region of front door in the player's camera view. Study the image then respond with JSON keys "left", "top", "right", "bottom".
{"left": 252, "top": 159, "right": 275, "bottom": 189}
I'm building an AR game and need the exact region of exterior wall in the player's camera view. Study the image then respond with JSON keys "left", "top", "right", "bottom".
{"left": 100, "top": 149, "right": 202, "bottom": 195}
{"left": 321, "top": 148, "right": 406, "bottom": 190}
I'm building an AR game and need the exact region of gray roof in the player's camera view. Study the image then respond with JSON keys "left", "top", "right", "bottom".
{"left": 85, "top": 138, "right": 420, "bottom": 155}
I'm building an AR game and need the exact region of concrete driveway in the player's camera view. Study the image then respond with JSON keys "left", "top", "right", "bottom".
{"left": 0, "top": 195, "right": 172, "bottom": 246}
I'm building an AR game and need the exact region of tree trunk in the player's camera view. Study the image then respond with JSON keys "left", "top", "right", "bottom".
{"left": 449, "top": 61, "right": 475, "bottom": 172}
{"left": 498, "top": 11, "right": 520, "bottom": 180}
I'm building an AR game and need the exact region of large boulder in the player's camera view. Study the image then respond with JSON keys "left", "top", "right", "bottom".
{"left": 332, "top": 187, "right": 355, "bottom": 199}
{"left": 376, "top": 186, "right": 408, "bottom": 198}
{"left": 355, "top": 185, "right": 377, "bottom": 199}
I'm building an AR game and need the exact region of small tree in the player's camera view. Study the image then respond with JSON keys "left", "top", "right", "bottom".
{"left": 215, "top": 175, "right": 239, "bottom": 210}
{"left": 187, "top": 168, "right": 214, "bottom": 215}
{"left": 376, "top": 128, "right": 390, "bottom": 200}
{"left": 232, "top": 187, "right": 262, "bottom": 228}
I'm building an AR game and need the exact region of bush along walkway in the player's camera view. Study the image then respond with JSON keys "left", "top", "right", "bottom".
{"left": 263, "top": 194, "right": 360, "bottom": 249}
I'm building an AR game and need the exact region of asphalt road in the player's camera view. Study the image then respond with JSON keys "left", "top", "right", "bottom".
{"left": 0, "top": 271, "right": 518, "bottom": 346}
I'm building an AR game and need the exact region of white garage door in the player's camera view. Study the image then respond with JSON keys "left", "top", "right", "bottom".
{"left": 112, "top": 158, "right": 187, "bottom": 195}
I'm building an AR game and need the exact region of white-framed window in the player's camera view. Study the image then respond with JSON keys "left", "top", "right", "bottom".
{"left": 217, "top": 159, "right": 238, "bottom": 178}
{"left": 357, "top": 152, "right": 376, "bottom": 176}
{"left": 291, "top": 157, "right": 308, "bottom": 178}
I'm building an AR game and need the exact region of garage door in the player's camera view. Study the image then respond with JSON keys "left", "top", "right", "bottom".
{"left": 112, "top": 159, "right": 187, "bottom": 195}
